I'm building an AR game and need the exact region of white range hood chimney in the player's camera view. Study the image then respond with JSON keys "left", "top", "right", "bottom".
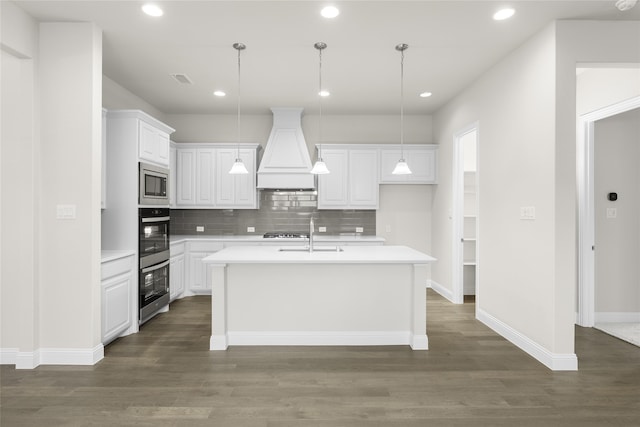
{"left": 257, "top": 107, "right": 315, "bottom": 189}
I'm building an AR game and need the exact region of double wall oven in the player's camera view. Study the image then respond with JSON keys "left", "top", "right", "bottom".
{"left": 138, "top": 163, "right": 171, "bottom": 324}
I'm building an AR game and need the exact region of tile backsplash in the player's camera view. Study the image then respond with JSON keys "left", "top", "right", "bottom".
{"left": 171, "top": 190, "right": 375, "bottom": 236}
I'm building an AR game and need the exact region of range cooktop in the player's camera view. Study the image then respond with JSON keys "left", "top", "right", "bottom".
{"left": 263, "top": 232, "right": 309, "bottom": 239}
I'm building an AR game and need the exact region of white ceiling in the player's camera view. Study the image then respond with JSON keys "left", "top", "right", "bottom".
{"left": 14, "top": 1, "right": 640, "bottom": 115}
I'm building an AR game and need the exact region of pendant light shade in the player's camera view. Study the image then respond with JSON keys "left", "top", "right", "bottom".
{"left": 311, "top": 41, "right": 330, "bottom": 175}
{"left": 392, "top": 43, "right": 412, "bottom": 175}
{"left": 229, "top": 42, "right": 249, "bottom": 175}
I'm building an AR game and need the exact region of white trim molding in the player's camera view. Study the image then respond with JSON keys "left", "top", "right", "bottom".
{"left": 1, "top": 345, "right": 104, "bottom": 369}
{"left": 226, "top": 331, "right": 415, "bottom": 347}
{"left": 477, "top": 308, "right": 578, "bottom": 371}
{"left": 428, "top": 280, "right": 455, "bottom": 303}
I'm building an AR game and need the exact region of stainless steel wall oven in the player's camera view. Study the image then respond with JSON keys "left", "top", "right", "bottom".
{"left": 139, "top": 208, "right": 170, "bottom": 324}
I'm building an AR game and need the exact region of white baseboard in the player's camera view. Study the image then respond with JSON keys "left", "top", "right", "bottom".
{"left": 1, "top": 345, "right": 104, "bottom": 369}
{"left": 428, "top": 280, "right": 455, "bottom": 303}
{"left": 222, "top": 331, "right": 413, "bottom": 347}
{"left": 477, "top": 308, "right": 578, "bottom": 371}
{"left": 595, "top": 312, "right": 640, "bottom": 323}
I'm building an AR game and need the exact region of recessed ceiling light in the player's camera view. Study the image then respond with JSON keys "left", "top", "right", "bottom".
{"left": 321, "top": 6, "right": 340, "bottom": 19}
{"left": 142, "top": 4, "right": 163, "bottom": 17}
{"left": 319, "top": 90, "right": 330, "bottom": 97}
{"left": 493, "top": 8, "right": 515, "bottom": 21}
{"left": 213, "top": 90, "right": 226, "bottom": 97}
{"left": 419, "top": 92, "right": 432, "bottom": 98}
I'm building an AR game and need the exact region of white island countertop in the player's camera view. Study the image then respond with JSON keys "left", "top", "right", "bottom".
{"left": 203, "top": 245, "right": 436, "bottom": 265}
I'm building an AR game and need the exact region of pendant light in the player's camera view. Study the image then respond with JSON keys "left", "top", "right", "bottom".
{"left": 229, "top": 42, "right": 249, "bottom": 174}
{"left": 392, "top": 43, "right": 412, "bottom": 175}
{"left": 310, "top": 42, "right": 330, "bottom": 175}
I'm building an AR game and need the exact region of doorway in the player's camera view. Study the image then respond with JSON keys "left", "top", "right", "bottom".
{"left": 577, "top": 97, "right": 640, "bottom": 343}
{"left": 452, "top": 124, "right": 478, "bottom": 305}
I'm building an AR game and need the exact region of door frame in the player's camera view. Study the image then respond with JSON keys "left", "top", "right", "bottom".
{"left": 577, "top": 96, "right": 640, "bottom": 327}
{"left": 452, "top": 122, "right": 479, "bottom": 305}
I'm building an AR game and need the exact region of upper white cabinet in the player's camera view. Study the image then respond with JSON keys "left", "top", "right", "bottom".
{"left": 317, "top": 147, "right": 379, "bottom": 210}
{"left": 138, "top": 120, "right": 170, "bottom": 167}
{"left": 174, "top": 143, "right": 260, "bottom": 209}
{"left": 169, "top": 142, "right": 177, "bottom": 208}
{"left": 379, "top": 145, "right": 438, "bottom": 184}
{"left": 215, "top": 148, "right": 258, "bottom": 208}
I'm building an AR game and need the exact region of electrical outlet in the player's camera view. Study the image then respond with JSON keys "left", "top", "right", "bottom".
{"left": 385, "top": 224, "right": 391, "bottom": 233}
{"left": 356, "top": 227, "right": 364, "bottom": 233}
{"left": 56, "top": 204, "right": 76, "bottom": 220}
{"left": 318, "top": 226, "right": 326, "bottom": 233}
{"left": 606, "top": 208, "right": 617, "bottom": 219}
{"left": 196, "top": 226, "right": 205, "bottom": 232}
{"left": 247, "top": 226, "right": 255, "bottom": 233}
{"left": 520, "top": 206, "right": 536, "bottom": 220}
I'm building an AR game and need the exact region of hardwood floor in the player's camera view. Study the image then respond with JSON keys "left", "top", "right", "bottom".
{"left": 2, "top": 290, "right": 640, "bottom": 426}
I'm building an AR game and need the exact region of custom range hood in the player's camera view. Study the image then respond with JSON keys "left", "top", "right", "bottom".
{"left": 257, "top": 107, "right": 315, "bottom": 189}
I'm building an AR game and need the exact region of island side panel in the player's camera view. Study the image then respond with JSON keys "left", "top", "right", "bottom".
{"left": 210, "top": 264, "right": 228, "bottom": 350}
{"left": 213, "top": 263, "right": 426, "bottom": 347}
{"left": 410, "top": 264, "right": 428, "bottom": 350}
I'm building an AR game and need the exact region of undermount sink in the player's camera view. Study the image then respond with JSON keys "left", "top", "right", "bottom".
{"left": 279, "top": 246, "right": 344, "bottom": 252}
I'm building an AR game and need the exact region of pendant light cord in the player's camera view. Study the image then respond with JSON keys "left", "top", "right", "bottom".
{"left": 236, "top": 45, "right": 242, "bottom": 159}
{"left": 400, "top": 46, "right": 405, "bottom": 160}
{"left": 318, "top": 45, "right": 323, "bottom": 153}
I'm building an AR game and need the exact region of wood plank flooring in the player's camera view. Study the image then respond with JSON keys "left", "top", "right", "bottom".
{"left": 2, "top": 290, "right": 640, "bottom": 426}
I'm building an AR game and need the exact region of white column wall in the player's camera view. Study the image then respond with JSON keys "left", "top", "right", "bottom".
{"left": 38, "top": 23, "right": 103, "bottom": 352}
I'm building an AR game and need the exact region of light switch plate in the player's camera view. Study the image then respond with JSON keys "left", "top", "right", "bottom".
{"left": 247, "top": 226, "right": 255, "bottom": 233}
{"left": 606, "top": 208, "right": 617, "bottom": 219}
{"left": 356, "top": 227, "right": 364, "bottom": 233}
{"left": 56, "top": 204, "right": 76, "bottom": 220}
{"left": 196, "top": 226, "right": 205, "bottom": 232}
{"left": 318, "top": 226, "right": 326, "bottom": 233}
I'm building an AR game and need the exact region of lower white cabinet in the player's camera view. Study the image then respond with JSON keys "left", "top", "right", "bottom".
{"left": 170, "top": 242, "right": 185, "bottom": 300}
{"left": 186, "top": 241, "right": 224, "bottom": 295}
{"left": 101, "top": 253, "right": 135, "bottom": 345}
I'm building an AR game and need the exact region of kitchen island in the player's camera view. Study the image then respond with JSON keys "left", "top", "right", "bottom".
{"left": 203, "top": 245, "right": 436, "bottom": 351}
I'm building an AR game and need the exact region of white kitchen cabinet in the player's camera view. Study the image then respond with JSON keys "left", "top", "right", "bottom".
{"left": 169, "top": 142, "right": 177, "bottom": 208}
{"left": 170, "top": 242, "right": 185, "bottom": 301}
{"left": 379, "top": 145, "right": 438, "bottom": 184}
{"left": 317, "top": 147, "right": 378, "bottom": 210}
{"left": 175, "top": 143, "right": 260, "bottom": 209}
{"left": 196, "top": 148, "right": 216, "bottom": 206}
{"left": 101, "top": 252, "right": 135, "bottom": 345}
{"left": 215, "top": 148, "right": 258, "bottom": 208}
{"left": 176, "top": 148, "right": 196, "bottom": 206}
{"left": 186, "top": 241, "right": 224, "bottom": 295}
{"left": 139, "top": 120, "right": 170, "bottom": 167}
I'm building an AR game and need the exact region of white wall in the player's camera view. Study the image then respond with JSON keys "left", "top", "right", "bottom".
{"left": 433, "top": 23, "right": 558, "bottom": 350}
{"left": 0, "top": 1, "right": 39, "bottom": 361}
{"left": 577, "top": 67, "right": 640, "bottom": 115}
{"left": 594, "top": 108, "right": 640, "bottom": 313}
{"left": 103, "top": 75, "right": 167, "bottom": 122}
{"left": 38, "top": 22, "right": 103, "bottom": 353}
{"left": 432, "top": 20, "right": 640, "bottom": 369}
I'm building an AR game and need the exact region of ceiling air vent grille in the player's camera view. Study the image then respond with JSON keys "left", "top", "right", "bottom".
{"left": 170, "top": 74, "right": 193, "bottom": 85}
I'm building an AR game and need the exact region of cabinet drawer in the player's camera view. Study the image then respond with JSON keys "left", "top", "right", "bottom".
{"left": 101, "top": 255, "right": 134, "bottom": 281}
{"left": 170, "top": 242, "right": 186, "bottom": 257}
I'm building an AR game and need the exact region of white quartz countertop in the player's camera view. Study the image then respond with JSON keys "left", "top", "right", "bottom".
{"left": 203, "top": 245, "right": 435, "bottom": 265}
{"left": 170, "top": 234, "right": 385, "bottom": 244}
{"left": 101, "top": 250, "right": 135, "bottom": 263}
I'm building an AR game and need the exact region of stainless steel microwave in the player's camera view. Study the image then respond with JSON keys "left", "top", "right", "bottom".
{"left": 139, "top": 162, "right": 169, "bottom": 206}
